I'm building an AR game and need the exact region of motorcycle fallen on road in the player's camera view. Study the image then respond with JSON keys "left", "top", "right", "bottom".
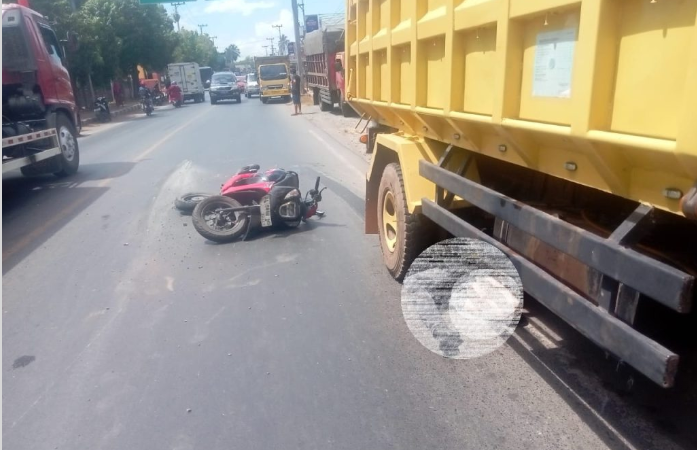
{"left": 175, "top": 165, "right": 326, "bottom": 243}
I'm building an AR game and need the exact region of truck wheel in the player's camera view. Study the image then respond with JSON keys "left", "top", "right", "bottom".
{"left": 320, "top": 100, "right": 331, "bottom": 112}
{"left": 261, "top": 97, "right": 268, "bottom": 104}
{"left": 340, "top": 92, "right": 353, "bottom": 117}
{"left": 211, "top": 98, "right": 217, "bottom": 105}
{"left": 53, "top": 113, "right": 80, "bottom": 177}
{"left": 377, "top": 163, "right": 434, "bottom": 281}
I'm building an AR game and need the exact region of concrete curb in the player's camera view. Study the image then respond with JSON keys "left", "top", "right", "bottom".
{"left": 81, "top": 103, "right": 141, "bottom": 126}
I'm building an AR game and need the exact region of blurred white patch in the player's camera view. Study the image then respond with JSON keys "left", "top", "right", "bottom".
{"left": 401, "top": 238, "right": 523, "bottom": 360}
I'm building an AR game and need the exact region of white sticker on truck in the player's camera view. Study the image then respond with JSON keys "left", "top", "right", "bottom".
{"left": 532, "top": 27, "right": 576, "bottom": 98}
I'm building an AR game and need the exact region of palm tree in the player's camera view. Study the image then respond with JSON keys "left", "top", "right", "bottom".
{"left": 225, "top": 44, "right": 240, "bottom": 63}
{"left": 277, "top": 34, "right": 289, "bottom": 56}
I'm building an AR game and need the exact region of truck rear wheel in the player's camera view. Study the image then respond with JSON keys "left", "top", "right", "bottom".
{"left": 53, "top": 113, "right": 79, "bottom": 177}
{"left": 377, "top": 163, "right": 434, "bottom": 281}
{"left": 320, "top": 100, "right": 331, "bottom": 112}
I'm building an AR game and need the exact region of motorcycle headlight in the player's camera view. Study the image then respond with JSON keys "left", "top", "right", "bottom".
{"left": 284, "top": 189, "right": 301, "bottom": 200}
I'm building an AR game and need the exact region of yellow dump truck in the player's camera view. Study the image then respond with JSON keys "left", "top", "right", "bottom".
{"left": 346, "top": 0, "right": 697, "bottom": 388}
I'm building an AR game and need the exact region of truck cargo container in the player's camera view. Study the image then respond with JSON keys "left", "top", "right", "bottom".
{"left": 303, "top": 27, "right": 352, "bottom": 116}
{"left": 347, "top": 0, "right": 697, "bottom": 388}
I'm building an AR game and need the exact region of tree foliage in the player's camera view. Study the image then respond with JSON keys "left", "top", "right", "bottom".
{"left": 3, "top": 0, "right": 242, "bottom": 88}
{"left": 277, "top": 34, "right": 289, "bottom": 56}
{"left": 172, "top": 29, "right": 218, "bottom": 67}
{"left": 224, "top": 44, "right": 240, "bottom": 64}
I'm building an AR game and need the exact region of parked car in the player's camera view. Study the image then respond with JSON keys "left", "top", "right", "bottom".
{"left": 245, "top": 73, "right": 260, "bottom": 98}
{"left": 209, "top": 72, "right": 242, "bottom": 104}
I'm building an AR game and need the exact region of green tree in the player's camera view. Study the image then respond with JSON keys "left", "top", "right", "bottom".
{"left": 79, "top": 0, "right": 177, "bottom": 91}
{"left": 225, "top": 44, "right": 241, "bottom": 64}
{"left": 172, "top": 29, "right": 218, "bottom": 67}
{"left": 277, "top": 34, "right": 288, "bottom": 56}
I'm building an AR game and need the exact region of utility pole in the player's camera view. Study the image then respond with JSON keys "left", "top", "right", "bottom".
{"left": 272, "top": 24, "right": 283, "bottom": 54}
{"left": 171, "top": 2, "right": 185, "bottom": 32}
{"left": 211, "top": 36, "right": 218, "bottom": 48}
{"left": 298, "top": 0, "right": 306, "bottom": 37}
{"left": 266, "top": 37, "right": 275, "bottom": 56}
{"left": 291, "top": 0, "right": 304, "bottom": 88}
{"left": 198, "top": 24, "right": 208, "bottom": 35}
{"left": 262, "top": 45, "right": 269, "bottom": 56}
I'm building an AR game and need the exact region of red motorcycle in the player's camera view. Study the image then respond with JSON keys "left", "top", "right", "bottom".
{"left": 168, "top": 83, "right": 183, "bottom": 108}
{"left": 179, "top": 165, "right": 326, "bottom": 243}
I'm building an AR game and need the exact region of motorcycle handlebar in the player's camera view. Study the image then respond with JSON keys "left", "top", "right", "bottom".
{"left": 314, "top": 176, "right": 320, "bottom": 192}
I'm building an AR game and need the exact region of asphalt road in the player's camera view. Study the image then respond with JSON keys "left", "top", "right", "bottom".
{"left": 3, "top": 95, "right": 695, "bottom": 450}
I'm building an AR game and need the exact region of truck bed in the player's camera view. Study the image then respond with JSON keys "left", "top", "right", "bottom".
{"left": 346, "top": 0, "right": 697, "bottom": 218}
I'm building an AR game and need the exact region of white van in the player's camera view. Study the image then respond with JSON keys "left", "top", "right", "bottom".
{"left": 167, "top": 62, "right": 205, "bottom": 103}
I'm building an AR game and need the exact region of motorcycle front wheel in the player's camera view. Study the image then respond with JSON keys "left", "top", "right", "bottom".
{"left": 175, "top": 192, "right": 212, "bottom": 213}
{"left": 192, "top": 196, "right": 249, "bottom": 243}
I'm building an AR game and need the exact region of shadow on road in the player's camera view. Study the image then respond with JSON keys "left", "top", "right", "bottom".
{"left": 2, "top": 161, "right": 138, "bottom": 274}
{"left": 507, "top": 295, "right": 697, "bottom": 450}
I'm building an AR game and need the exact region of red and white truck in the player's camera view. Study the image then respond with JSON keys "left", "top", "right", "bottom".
{"left": 2, "top": 2, "right": 80, "bottom": 177}
{"left": 303, "top": 27, "right": 353, "bottom": 117}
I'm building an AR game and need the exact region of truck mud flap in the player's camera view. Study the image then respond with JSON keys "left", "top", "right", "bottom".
{"left": 418, "top": 160, "right": 695, "bottom": 388}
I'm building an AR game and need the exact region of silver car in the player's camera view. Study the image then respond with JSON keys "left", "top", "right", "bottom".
{"left": 245, "top": 73, "right": 260, "bottom": 98}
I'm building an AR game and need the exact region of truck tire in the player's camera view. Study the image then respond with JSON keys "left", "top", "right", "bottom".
{"left": 377, "top": 163, "right": 434, "bottom": 281}
{"left": 261, "top": 97, "right": 268, "bottom": 104}
{"left": 340, "top": 93, "right": 353, "bottom": 118}
{"left": 53, "top": 112, "right": 80, "bottom": 177}
{"left": 320, "top": 100, "right": 331, "bottom": 112}
{"left": 211, "top": 97, "right": 217, "bottom": 105}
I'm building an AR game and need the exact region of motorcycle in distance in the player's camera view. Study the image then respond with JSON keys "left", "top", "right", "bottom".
{"left": 168, "top": 82, "right": 183, "bottom": 108}
{"left": 93, "top": 96, "right": 111, "bottom": 123}
{"left": 152, "top": 88, "right": 165, "bottom": 106}
{"left": 140, "top": 91, "right": 154, "bottom": 116}
{"left": 181, "top": 165, "right": 327, "bottom": 243}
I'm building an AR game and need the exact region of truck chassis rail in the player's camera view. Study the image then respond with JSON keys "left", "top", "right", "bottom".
{"left": 2, "top": 129, "right": 60, "bottom": 174}
{"left": 419, "top": 154, "right": 694, "bottom": 388}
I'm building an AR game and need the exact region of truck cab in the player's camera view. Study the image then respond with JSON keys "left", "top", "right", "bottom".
{"left": 254, "top": 56, "right": 291, "bottom": 104}
{"left": 2, "top": 3, "right": 80, "bottom": 177}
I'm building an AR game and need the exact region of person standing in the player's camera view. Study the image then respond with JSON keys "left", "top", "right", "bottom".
{"left": 290, "top": 68, "right": 302, "bottom": 116}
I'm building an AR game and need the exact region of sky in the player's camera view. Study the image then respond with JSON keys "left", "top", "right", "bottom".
{"left": 163, "top": 0, "right": 345, "bottom": 59}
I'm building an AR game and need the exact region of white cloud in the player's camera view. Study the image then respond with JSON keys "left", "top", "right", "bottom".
{"left": 204, "top": 0, "right": 275, "bottom": 16}
{"left": 254, "top": 9, "right": 293, "bottom": 38}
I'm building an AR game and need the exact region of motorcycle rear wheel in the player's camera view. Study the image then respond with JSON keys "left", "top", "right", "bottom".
{"left": 192, "top": 196, "right": 249, "bottom": 243}
{"left": 175, "top": 192, "right": 212, "bottom": 213}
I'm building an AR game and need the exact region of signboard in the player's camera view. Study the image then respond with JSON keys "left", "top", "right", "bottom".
{"left": 532, "top": 28, "right": 576, "bottom": 98}
{"left": 287, "top": 42, "right": 295, "bottom": 56}
{"left": 305, "top": 14, "right": 319, "bottom": 33}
